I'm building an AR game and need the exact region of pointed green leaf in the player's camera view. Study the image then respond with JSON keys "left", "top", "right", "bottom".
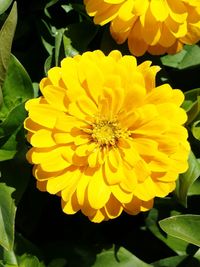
{"left": 0, "top": 183, "right": 16, "bottom": 250}
{"left": 0, "top": 2, "right": 17, "bottom": 92}
{"left": 175, "top": 152, "right": 200, "bottom": 207}
{"left": 0, "top": 54, "right": 33, "bottom": 120}
{"left": 159, "top": 215, "right": 200, "bottom": 247}
{"left": 55, "top": 28, "right": 64, "bottom": 66}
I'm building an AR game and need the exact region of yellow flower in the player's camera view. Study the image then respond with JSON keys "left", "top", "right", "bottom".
{"left": 84, "top": 0, "right": 200, "bottom": 56}
{"left": 25, "top": 50, "right": 189, "bottom": 222}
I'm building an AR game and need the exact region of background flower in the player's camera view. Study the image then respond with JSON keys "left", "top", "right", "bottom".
{"left": 84, "top": 0, "right": 200, "bottom": 56}
{"left": 25, "top": 50, "right": 190, "bottom": 222}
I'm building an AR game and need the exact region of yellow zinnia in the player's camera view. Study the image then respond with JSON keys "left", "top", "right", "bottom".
{"left": 84, "top": 0, "right": 200, "bottom": 56}
{"left": 24, "top": 50, "right": 189, "bottom": 222}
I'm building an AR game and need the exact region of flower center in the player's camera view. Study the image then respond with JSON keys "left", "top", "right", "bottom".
{"left": 91, "top": 119, "right": 130, "bottom": 147}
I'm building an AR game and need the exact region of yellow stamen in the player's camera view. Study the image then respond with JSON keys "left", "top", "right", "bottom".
{"left": 91, "top": 119, "right": 130, "bottom": 147}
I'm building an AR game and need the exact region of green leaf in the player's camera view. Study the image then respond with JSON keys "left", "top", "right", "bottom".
{"left": 146, "top": 207, "right": 189, "bottom": 255}
{"left": 175, "top": 152, "right": 200, "bottom": 207}
{"left": 152, "top": 256, "right": 200, "bottom": 267}
{"left": 182, "top": 88, "right": 200, "bottom": 125}
{"left": 0, "top": 128, "right": 31, "bottom": 204}
{"left": 61, "top": 4, "right": 73, "bottom": 14}
{"left": 50, "top": 28, "right": 78, "bottom": 68}
{"left": 161, "top": 49, "right": 187, "bottom": 69}
{"left": 192, "top": 120, "right": 200, "bottom": 140}
{"left": 0, "top": 104, "right": 27, "bottom": 162}
{"left": 44, "top": 55, "right": 53, "bottom": 74}
{"left": 55, "top": 28, "right": 65, "bottom": 66}
{"left": 0, "top": 0, "right": 13, "bottom": 15}
{"left": 183, "top": 88, "right": 200, "bottom": 111}
{"left": 0, "top": 149, "right": 16, "bottom": 161}
{"left": 18, "top": 254, "right": 45, "bottom": 267}
{"left": 188, "top": 178, "right": 200, "bottom": 196}
{"left": 0, "top": 123, "right": 23, "bottom": 162}
{"left": 2, "top": 249, "right": 18, "bottom": 265}
{"left": 44, "top": 0, "right": 59, "bottom": 18}
{"left": 0, "top": 183, "right": 16, "bottom": 250}
{"left": 0, "top": 2, "right": 17, "bottom": 93}
{"left": 159, "top": 215, "right": 200, "bottom": 247}
{"left": 161, "top": 45, "right": 200, "bottom": 70}
{"left": 0, "top": 54, "right": 33, "bottom": 119}
{"left": 38, "top": 20, "right": 54, "bottom": 55}
{"left": 0, "top": 103, "right": 26, "bottom": 138}
{"left": 0, "top": 53, "right": 33, "bottom": 162}
{"left": 32, "top": 83, "right": 39, "bottom": 98}
{"left": 92, "top": 247, "right": 152, "bottom": 267}
{"left": 62, "top": 34, "right": 78, "bottom": 57}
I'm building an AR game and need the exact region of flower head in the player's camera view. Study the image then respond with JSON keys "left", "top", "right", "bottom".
{"left": 84, "top": 0, "right": 200, "bottom": 56}
{"left": 25, "top": 50, "right": 189, "bottom": 222}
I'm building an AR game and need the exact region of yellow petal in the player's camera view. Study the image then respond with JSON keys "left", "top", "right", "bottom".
{"left": 88, "top": 150, "right": 99, "bottom": 168}
{"left": 24, "top": 118, "right": 42, "bottom": 133}
{"left": 28, "top": 104, "right": 61, "bottom": 128}
{"left": 134, "top": 177, "right": 156, "bottom": 201}
{"left": 62, "top": 194, "right": 80, "bottom": 214}
{"left": 108, "top": 148, "right": 120, "bottom": 169}
{"left": 89, "top": 209, "right": 106, "bottom": 223}
{"left": 128, "top": 20, "right": 148, "bottom": 56}
{"left": 111, "top": 184, "right": 133, "bottom": 203}
{"left": 122, "top": 166, "right": 138, "bottom": 190}
{"left": 150, "top": 0, "right": 169, "bottom": 21}
{"left": 103, "top": 157, "right": 122, "bottom": 185}
{"left": 41, "top": 85, "right": 68, "bottom": 112}
{"left": 30, "top": 129, "right": 56, "bottom": 147}
{"left": 132, "top": 119, "right": 169, "bottom": 136}
{"left": 39, "top": 148, "right": 71, "bottom": 172}
{"left": 77, "top": 95, "right": 98, "bottom": 116}
{"left": 47, "top": 67, "right": 62, "bottom": 86}
{"left": 141, "top": 6, "right": 162, "bottom": 45}
{"left": 46, "top": 166, "right": 79, "bottom": 194}
{"left": 61, "top": 168, "right": 82, "bottom": 202}
{"left": 87, "top": 168, "right": 110, "bottom": 209}
{"left": 53, "top": 132, "right": 75, "bottom": 145}
{"left": 76, "top": 142, "right": 97, "bottom": 157}
{"left": 104, "top": 194, "right": 123, "bottom": 219}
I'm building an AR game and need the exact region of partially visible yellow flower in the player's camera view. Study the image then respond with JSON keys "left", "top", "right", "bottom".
{"left": 25, "top": 50, "right": 189, "bottom": 222}
{"left": 84, "top": 0, "right": 200, "bottom": 56}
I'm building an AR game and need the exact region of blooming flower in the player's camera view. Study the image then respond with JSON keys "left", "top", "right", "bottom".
{"left": 84, "top": 0, "right": 200, "bottom": 56}
{"left": 25, "top": 50, "right": 189, "bottom": 222}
